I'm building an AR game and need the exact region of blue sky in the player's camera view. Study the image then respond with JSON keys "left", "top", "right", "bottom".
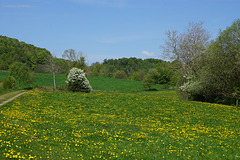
{"left": 0, "top": 0, "right": 239, "bottom": 65}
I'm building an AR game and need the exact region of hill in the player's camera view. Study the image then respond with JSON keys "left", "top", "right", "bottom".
{"left": 0, "top": 35, "right": 51, "bottom": 70}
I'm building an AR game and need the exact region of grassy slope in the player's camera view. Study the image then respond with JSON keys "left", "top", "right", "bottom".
{"left": 0, "top": 72, "right": 164, "bottom": 94}
{"left": 0, "top": 90, "right": 239, "bottom": 159}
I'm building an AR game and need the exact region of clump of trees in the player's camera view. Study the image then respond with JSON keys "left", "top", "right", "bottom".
{"left": 100, "top": 58, "right": 165, "bottom": 78}
{"left": 162, "top": 19, "right": 240, "bottom": 105}
{"left": 8, "top": 62, "right": 34, "bottom": 89}
{"left": 66, "top": 68, "right": 92, "bottom": 93}
{"left": 143, "top": 63, "right": 178, "bottom": 89}
{"left": 88, "top": 57, "right": 179, "bottom": 89}
{"left": 88, "top": 62, "right": 108, "bottom": 77}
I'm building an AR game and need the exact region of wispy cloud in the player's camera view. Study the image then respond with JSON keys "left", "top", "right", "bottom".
{"left": 72, "top": 0, "right": 126, "bottom": 8}
{"left": 4, "top": 5, "right": 34, "bottom": 8}
{"left": 142, "top": 50, "right": 156, "bottom": 58}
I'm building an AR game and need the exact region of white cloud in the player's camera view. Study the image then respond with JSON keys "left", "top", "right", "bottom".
{"left": 4, "top": 5, "right": 34, "bottom": 8}
{"left": 141, "top": 50, "right": 155, "bottom": 58}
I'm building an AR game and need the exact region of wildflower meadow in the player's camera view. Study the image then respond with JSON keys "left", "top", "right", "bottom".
{"left": 0, "top": 90, "right": 240, "bottom": 159}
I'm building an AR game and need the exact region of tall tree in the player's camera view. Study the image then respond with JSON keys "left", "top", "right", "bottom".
{"left": 62, "top": 49, "right": 86, "bottom": 70}
{"left": 161, "top": 22, "right": 210, "bottom": 74}
{"left": 199, "top": 19, "right": 240, "bottom": 104}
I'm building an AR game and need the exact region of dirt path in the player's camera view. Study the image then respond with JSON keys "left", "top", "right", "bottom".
{"left": 0, "top": 91, "right": 27, "bottom": 107}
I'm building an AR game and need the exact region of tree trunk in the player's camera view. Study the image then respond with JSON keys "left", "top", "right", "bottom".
{"left": 236, "top": 99, "right": 239, "bottom": 107}
{"left": 18, "top": 80, "right": 21, "bottom": 89}
{"left": 53, "top": 71, "right": 56, "bottom": 90}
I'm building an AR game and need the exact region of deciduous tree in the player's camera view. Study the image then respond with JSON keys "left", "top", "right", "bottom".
{"left": 161, "top": 22, "right": 210, "bottom": 74}
{"left": 62, "top": 49, "right": 86, "bottom": 70}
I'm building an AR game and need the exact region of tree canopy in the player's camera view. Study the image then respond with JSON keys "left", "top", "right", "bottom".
{"left": 0, "top": 35, "right": 51, "bottom": 70}
{"left": 101, "top": 57, "right": 165, "bottom": 77}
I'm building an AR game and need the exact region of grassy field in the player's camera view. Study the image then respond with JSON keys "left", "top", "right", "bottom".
{"left": 0, "top": 71, "right": 239, "bottom": 159}
{"left": 0, "top": 90, "right": 240, "bottom": 159}
{"left": 0, "top": 72, "right": 165, "bottom": 95}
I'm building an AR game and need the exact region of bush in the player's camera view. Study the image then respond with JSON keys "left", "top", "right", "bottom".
{"left": 143, "top": 76, "right": 155, "bottom": 90}
{"left": 178, "top": 74, "right": 206, "bottom": 101}
{"left": 114, "top": 70, "right": 127, "bottom": 79}
{"left": 162, "top": 84, "right": 169, "bottom": 89}
{"left": 66, "top": 68, "right": 92, "bottom": 93}
{"left": 131, "top": 70, "right": 145, "bottom": 81}
{"left": 142, "top": 69, "right": 159, "bottom": 89}
{"left": 3, "top": 76, "right": 16, "bottom": 89}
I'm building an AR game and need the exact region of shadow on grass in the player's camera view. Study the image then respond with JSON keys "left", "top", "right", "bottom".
{"left": 145, "top": 88, "right": 159, "bottom": 92}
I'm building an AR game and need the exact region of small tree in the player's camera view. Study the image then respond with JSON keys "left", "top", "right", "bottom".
{"left": 46, "top": 54, "right": 57, "bottom": 90}
{"left": 9, "top": 62, "right": 31, "bottom": 89}
{"left": 66, "top": 68, "right": 92, "bottom": 93}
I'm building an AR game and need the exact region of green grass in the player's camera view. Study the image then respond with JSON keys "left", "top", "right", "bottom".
{"left": 88, "top": 76, "right": 165, "bottom": 92}
{"left": 0, "top": 90, "right": 239, "bottom": 159}
{"left": 1, "top": 71, "right": 239, "bottom": 159}
{"left": 0, "top": 72, "right": 166, "bottom": 94}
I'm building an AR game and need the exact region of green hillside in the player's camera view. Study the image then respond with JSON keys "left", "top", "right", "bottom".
{"left": 0, "top": 35, "right": 51, "bottom": 70}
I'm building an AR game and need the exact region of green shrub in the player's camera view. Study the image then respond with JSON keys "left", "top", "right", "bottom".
{"left": 114, "top": 70, "right": 127, "bottom": 79}
{"left": 3, "top": 76, "right": 16, "bottom": 89}
{"left": 162, "top": 84, "right": 169, "bottom": 89}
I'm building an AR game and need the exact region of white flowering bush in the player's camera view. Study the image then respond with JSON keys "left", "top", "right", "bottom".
{"left": 66, "top": 68, "right": 92, "bottom": 93}
{"left": 179, "top": 74, "right": 203, "bottom": 99}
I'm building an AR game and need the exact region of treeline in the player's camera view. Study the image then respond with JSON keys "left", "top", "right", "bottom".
{"left": 90, "top": 58, "right": 164, "bottom": 77}
{"left": 0, "top": 36, "right": 77, "bottom": 74}
{"left": 88, "top": 58, "right": 178, "bottom": 87}
{"left": 0, "top": 35, "right": 51, "bottom": 70}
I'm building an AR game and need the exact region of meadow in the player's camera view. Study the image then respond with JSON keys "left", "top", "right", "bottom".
{"left": 0, "top": 71, "right": 240, "bottom": 159}
{"left": 0, "top": 90, "right": 240, "bottom": 159}
{"left": 0, "top": 72, "right": 164, "bottom": 95}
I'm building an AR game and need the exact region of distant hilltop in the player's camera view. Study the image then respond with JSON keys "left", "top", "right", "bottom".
{"left": 0, "top": 35, "right": 51, "bottom": 70}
